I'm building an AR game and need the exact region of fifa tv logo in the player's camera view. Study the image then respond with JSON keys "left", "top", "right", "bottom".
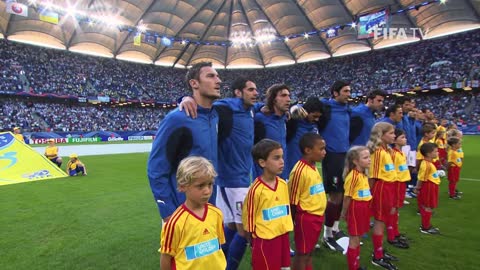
{"left": 373, "top": 27, "right": 430, "bottom": 40}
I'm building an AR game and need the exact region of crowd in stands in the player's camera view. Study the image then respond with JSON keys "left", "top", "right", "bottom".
{"left": 1, "top": 91, "right": 478, "bottom": 133}
{"left": 1, "top": 29, "right": 480, "bottom": 132}
{"left": 0, "top": 98, "right": 167, "bottom": 132}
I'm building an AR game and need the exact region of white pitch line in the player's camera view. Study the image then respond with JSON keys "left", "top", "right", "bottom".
{"left": 460, "top": 178, "right": 480, "bottom": 182}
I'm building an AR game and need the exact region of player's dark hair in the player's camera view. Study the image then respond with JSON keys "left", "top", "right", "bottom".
{"left": 185, "top": 62, "right": 212, "bottom": 92}
{"left": 252, "top": 139, "right": 282, "bottom": 165}
{"left": 420, "top": 142, "right": 438, "bottom": 157}
{"left": 385, "top": 104, "right": 402, "bottom": 118}
{"left": 265, "top": 84, "right": 289, "bottom": 111}
{"left": 302, "top": 97, "right": 323, "bottom": 114}
{"left": 395, "top": 96, "right": 414, "bottom": 106}
{"left": 366, "top": 89, "right": 386, "bottom": 101}
{"left": 231, "top": 76, "right": 254, "bottom": 97}
{"left": 299, "top": 133, "right": 324, "bottom": 155}
{"left": 330, "top": 80, "right": 350, "bottom": 97}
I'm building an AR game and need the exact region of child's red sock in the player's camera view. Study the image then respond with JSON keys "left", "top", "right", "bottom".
{"left": 347, "top": 247, "right": 357, "bottom": 270}
{"left": 355, "top": 246, "right": 361, "bottom": 269}
{"left": 373, "top": 234, "right": 384, "bottom": 260}
{"left": 393, "top": 212, "right": 400, "bottom": 237}
{"left": 386, "top": 214, "right": 396, "bottom": 241}
{"left": 448, "top": 180, "right": 456, "bottom": 197}
{"left": 420, "top": 208, "right": 432, "bottom": 229}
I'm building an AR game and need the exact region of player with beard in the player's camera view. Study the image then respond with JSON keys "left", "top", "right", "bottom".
{"left": 350, "top": 90, "right": 386, "bottom": 146}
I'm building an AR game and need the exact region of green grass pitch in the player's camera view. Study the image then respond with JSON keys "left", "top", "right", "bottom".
{"left": 1, "top": 136, "right": 480, "bottom": 269}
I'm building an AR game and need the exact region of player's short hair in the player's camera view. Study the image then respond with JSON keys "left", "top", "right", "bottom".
{"left": 385, "top": 104, "right": 401, "bottom": 118}
{"left": 395, "top": 96, "right": 414, "bottom": 106}
{"left": 299, "top": 133, "right": 324, "bottom": 155}
{"left": 252, "top": 139, "right": 282, "bottom": 165}
{"left": 366, "top": 89, "right": 386, "bottom": 101}
{"left": 265, "top": 84, "right": 289, "bottom": 111}
{"left": 231, "top": 76, "right": 254, "bottom": 97}
{"left": 330, "top": 80, "right": 350, "bottom": 97}
{"left": 176, "top": 156, "right": 217, "bottom": 188}
{"left": 302, "top": 97, "right": 323, "bottom": 114}
{"left": 185, "top": 62, "right": 212, "bottom": 92}
{"left": 421, "top": 122, "right": 436, "bottom": 135}
{"left": 447, "top": 137, "right": 460, "bottom": 147}
{"left": 420, "top": 142, "right": 438, "bottom": 157}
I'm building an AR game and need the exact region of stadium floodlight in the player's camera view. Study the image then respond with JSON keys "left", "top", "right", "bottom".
{"left": 442, "top": 88, "right": 453, "bottom": 92}
{"left": 463, "top": 86, "right": 472, "bottom": 91}
{"left": 137, "top": 24, "right": 147, "bottom": 33}
{"left": 440, "top": 0, "right": 447, "bottom": 4}
{"left": 284, "top": 37, "right": 289, "bottom": 42}
{"left": 350, "top": 22, "right": 356, "bottom": 28}
{"left": 304, "top": 33, "right": 309, "bottom": 39}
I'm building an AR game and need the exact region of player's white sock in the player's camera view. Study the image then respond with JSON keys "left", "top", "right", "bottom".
{"left": 333, "top": 221, "right": 340, "bottom": 232}
{"left": 324, "top": 226, "right": 333, "bottom": 238}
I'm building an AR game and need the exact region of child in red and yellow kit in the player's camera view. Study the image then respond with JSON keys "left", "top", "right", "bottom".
{"left": 415, "top": 143, "right": 441, "bottom": 235}
{"left": 243, "top": 139, "right": 293, "bottom": 270}
{"left": 447, "top": 137, "right": 462, "bottom": 199}
{"left": 389, "top": 129, "right": 410, "bottom": 249}
{"left": 340, "top": 146, "right": 371, "bottom": 270}
{"left": 367, "top": 122, "right": 399, "bottom": 269}
{"left": 288, "top": 133, "right": 327, "bottom": 270}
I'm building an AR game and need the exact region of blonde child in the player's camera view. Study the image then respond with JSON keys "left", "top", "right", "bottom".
{"left": 415, "top": 143, "right": 441, "bottom": 234}
{"left": 389, "top": 129, "right": 410, "bottom": 249}
{"left": 340, "top": 146, "right": 371, "bottom": 270}
{"left": 243, "top": 139, "right": 293, "bottom": 270}
{"left": 160, "top": 156, "right": 226, "bottom": 269}
{"left": 447, "top": 137, "right": 462, "bottom": 199}
{"left": 288, "top": 133, "right": 327, "bottom": 270}
{"left": 45, "top": 139, "right": 63, "bottom": 167}
{"left": 66, "top": 154, "right": 87, "bottom": 176}
{"left": 367, "top": 122, "right": 398, "bottom": 270}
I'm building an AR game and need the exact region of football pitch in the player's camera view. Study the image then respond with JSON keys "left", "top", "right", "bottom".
{"left": 1, "top": 136, "right": 480, "bottom": 269}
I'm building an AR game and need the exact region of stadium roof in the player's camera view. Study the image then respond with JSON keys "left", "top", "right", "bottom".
{"left": 1, "top": 0, "right": 479, "bottom": 68}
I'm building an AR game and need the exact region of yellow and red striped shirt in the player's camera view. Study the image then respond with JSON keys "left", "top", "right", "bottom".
{"left": 369, "top": 146, "right": 396, "bottom": 182}
{"left": 418, "top": 160, "right": 441, "bottom": 185}
{"left": 448, "top": 149, "right": 463, "bottom": 167}
{"left": 160, "top": 204, "right": 226, "bottom": 269}
{"left": 344, "top": 169, "right": 372, "bottom": 201}
{"left": 392, "top": 148, "right": 410, "bottom": 182}
{"left": 288, "top": 159, "right": 327, "bottom": 216}
{"left": 242, "top": 177, "right": 293, "bottom": 239}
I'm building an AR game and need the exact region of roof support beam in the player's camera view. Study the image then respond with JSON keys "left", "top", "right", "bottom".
{"left": 185, "top": 0, "right": 228, "bottom": 67}
{"left": 393, "top": 0, "right": 423, "bottom": 40}
{"left": 224, "top": 0, "right": 234, "bottom": 67}
{"left": 5, "top": 14, "right": 12, "bottom": 37}
{"left": 114, "top": 0, "right": 156, "bottom": 56}
{"left": 466, "top": 0, "right": 480, "bottom": 21}
{"left": 154, "top": 0, "right": 214, "bottom": 63}
{"left": 288, "top": 0, "right": 333, "bottom": 56}
{"left": 252, "top": 0, "right": 296, "bottom": 62}
{"left": 237, "top": 0, "right": 265, "bottom": 67}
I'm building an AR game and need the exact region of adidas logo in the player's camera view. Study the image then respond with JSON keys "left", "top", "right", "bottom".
{"left": 203, "top": 228, "right": 209, "bottom": 235}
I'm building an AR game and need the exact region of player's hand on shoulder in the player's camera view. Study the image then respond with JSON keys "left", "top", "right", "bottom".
{"left": 179, "top": 96, "right": 197, "bottom": 118}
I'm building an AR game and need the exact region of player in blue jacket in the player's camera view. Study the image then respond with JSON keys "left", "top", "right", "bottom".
{"left": 147, "top": 62, "right": 221, "bottom": 223}
{"left": 253, "top": 84, "right": 291, "bottom": 180}
{"left": 378, "top": 104, "right": 404, "bottom": 130}
{"left": 350, "top": 89, "right": 386, "bottom": 146}
{"left": 179, "top": 77, "right": 258, "bottom": 270}
{"left": 317, "top": 80, "right": 351, "bottom": 252}
{"left": 285, "top": 96, "right": 323, "bottom": 174}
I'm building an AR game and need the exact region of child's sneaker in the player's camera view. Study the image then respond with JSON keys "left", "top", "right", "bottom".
{"left": 387, "top": 238, "right": 409, "bottom": 249}
{"left": 371, "top": 257, "right": 398, "bottom": 270}
{"left": 420, "top": 226, "right": 440, "bottom": 235}
{"left": 449, "top": 195, "right": 461, "bottom": 200}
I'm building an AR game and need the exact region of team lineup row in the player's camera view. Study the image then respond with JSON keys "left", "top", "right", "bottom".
{"left": 147, "top": 62, "right": 463, "bottom": 270}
